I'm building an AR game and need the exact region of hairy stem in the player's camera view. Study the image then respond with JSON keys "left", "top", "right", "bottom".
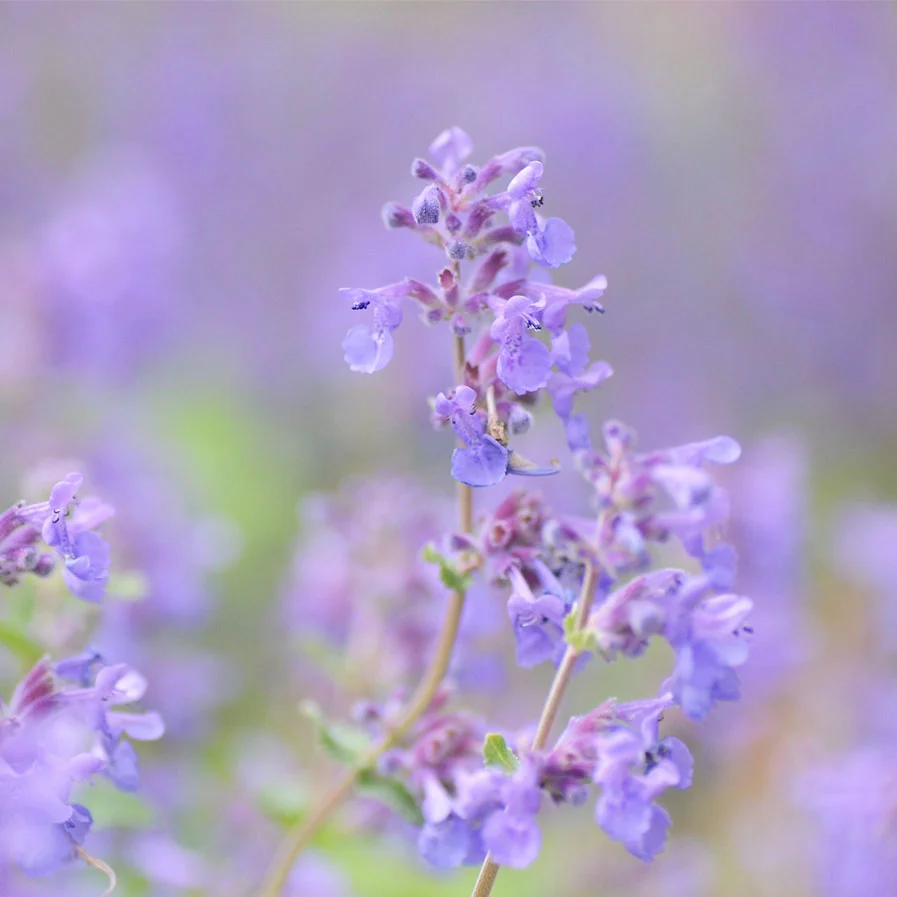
{"left": 470, "top": 561, "right": 599, "bottom": 897}
{"left": 256, "top": 337, "right": 473, "bottom": 897}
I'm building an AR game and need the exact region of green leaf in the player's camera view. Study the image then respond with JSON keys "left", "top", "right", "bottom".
{"left": 563, "top": 610, "right": 597, "bottom": 654}
{"left": 357, "top": 770, "right": 424, "bottom": 826}
{"left": 421, "top": 544, "right": 471, "bottom": 594}
{"left": 482, "top": 733, "right": 519, "bottom": 773}
{"left": 0, "top": 621, "right": 44, "bottom": 666}
{"left": 299, "top": 700, "right": 372, "bottom": 765}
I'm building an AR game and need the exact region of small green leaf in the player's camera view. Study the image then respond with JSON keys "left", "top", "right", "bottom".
{"left": 421, "top": 544, "right": 471, "bottom": 594}
{"left": 483, "top": 733, "right": 519, "bottom": 773}
{"left": 299, "top": 701, "right": 372, "bottom": 765}
{"left": 0, "top": 621, "right": 44, "bottom": 666}
{"left": 357, "top": 770, "right": 424, "bottom": 826}
{"left": 563, "top": 610, "right": 597, "bottom": 654}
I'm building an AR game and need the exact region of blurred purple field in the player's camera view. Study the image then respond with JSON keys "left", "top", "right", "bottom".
{"left": 1, "top": 4, "right": 896, "bottom": 897}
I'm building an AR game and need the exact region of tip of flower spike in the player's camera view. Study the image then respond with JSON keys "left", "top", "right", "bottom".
{"left": 507, "top": 452, "right": 560, "bottom": 478}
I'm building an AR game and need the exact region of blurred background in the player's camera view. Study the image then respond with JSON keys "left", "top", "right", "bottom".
{"left": 1, "top": 3, "right": 896, "bottom": 896}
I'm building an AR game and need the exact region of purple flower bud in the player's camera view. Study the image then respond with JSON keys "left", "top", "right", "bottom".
{"left": 447, "top": 241, "right": 471, "bottom": 261}
{"left": 412, "top": 185, "right": 442, "bottom": 226}
{"left": 381, "top": 201, "right": 416, "bottom": 229}
{"left": 411, "top": 157, "right": 440, "bottom": 180}
{"left": 445, "top": 213, "right": 462, "bottom": 234}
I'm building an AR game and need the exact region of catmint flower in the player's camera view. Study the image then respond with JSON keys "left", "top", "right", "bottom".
{"left": 58, "top": 657, "right": 165, "bottom": 792}
{"left": 584, "top": 569, "right": 753, "bottom": 720}
{"left": 434, "top": 387, "right": 557, "bottom": 487}
{"left": 488, "top": 161, "right": 577, "bottom": 268}
{"left": 490, "top": 295, "right": 552, "bottom": 396}
{"left": 0, "top": 655, "right": 160, "bottom": 876}
{"left": 593, "top": 697, "right": 693, "bottom": 861}
{"left": 5, "top": 473, "right": 113, "bottom": 601}
{"left": 435, "top": 386, "right": 509, "bottom": 487}
{"left": 662, "top": 591, "right": 753, "bottom": 721}
{"left": 500, "top": 274, "right": 607, "bottom": 336}
{"left": 506, "top": 563, "right": 576, "bottom": 668}
{"left": 575, "top": 421, "right": 741, "bottom": 575}
{"left": 340, "top": 282, "right": 410, "bottom": 373}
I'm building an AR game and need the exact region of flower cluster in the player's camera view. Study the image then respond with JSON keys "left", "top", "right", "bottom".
{"left": 370, "top": 691, "right": 691, "bottom": 868}
{"left": 0, "top": 654, "right": 162, "bottom": 876}
{"left": 304, "top": 127, "right": 755, "bottom": 883}
{"left": 1, "top": 473, "right": 113, "bottom": 603}
{"left": 341, "top": 126, "right": 611, "bottom": 487}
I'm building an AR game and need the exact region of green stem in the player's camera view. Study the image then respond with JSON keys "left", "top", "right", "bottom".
{"left": 255, "top": 337, "right": 473, "bottom": 897}
{"left": 470, "top": 561, "right": 600, "bottom": 897}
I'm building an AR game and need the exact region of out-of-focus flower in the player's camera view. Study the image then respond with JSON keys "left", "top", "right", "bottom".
{"left": 3, "top": 473, "right": 113, "bottom": 603}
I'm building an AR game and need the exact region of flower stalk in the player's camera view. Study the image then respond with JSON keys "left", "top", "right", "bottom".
{"left": 470, "top": 561, "right": 599, "bottom": 897}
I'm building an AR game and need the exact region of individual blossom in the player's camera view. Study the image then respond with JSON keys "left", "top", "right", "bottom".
{"left": 484, "top": 160, "right": 577, "bottom": 268}
{"left": 2, "top": 473, "right": 113, "bottom": 602}
{"left": 340, "top": 282, "right": 410, "bottom": 373}
{"left": 506, "top": 562, "right": 577, "bottom": 669}
{"left": 433, "top": 386, "right": 558, "bottom": 488}
{"left": 57, "top": 655, "right": 165, "bottom": 792}
{"left": 591, "top": 697, "right": 693, "bottom": 861}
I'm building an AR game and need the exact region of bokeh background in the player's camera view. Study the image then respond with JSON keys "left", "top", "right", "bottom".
{"left": 2, "top": 3, "right": 897, "bottom": 896}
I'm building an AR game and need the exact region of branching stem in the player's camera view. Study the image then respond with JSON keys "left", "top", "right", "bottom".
{"left": 469, "top": 561, "right": 600, "bottom": 897}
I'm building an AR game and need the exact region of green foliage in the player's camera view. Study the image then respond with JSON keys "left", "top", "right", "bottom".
{"left": 299, "top": 700, "right": 372, "bottom": 765}
{"left": 421, "top": 543, "right": 471, "bottom": 594}
{"left": 357, "top": 770, "right": 424, "bottom": 826}
{"left": 483, "top": 733, "right": 519, "bottom": 773}
{"left": 563, "top": 608, "right": 597, "bottom": 654}
{"left": 0, "top": 620, "right": 43, "bottom": 666}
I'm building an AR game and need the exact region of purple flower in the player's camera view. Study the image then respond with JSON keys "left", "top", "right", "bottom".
{"left": 6, "top": 473, "right": 113, "bottom": 602}
{"left": 479, "top": 764, "right": 543, "bottom": 868}
{"left": 340, "top": 282, "right": 410, "bottom": 373}
{"left": 506, "top": 564, "right": 574, "bottom": 668}
{"left": 593, "top": 697, "right": 693, "bottom": 861}
{"left": 0, "top": 659, "right": 118, "bottom": 875}
{"left": 663, "top": 591, "right": 753, "bottom": 721}
{"left": 547, "top": 323, "right": 614, "bottom": 448}
{"left": 59, "top": 658, "right": 164, "bottom": 792}
{"left": 489, "top": 295, "right": 552, "bottom": 395}
{"left": 435, "top": 386, "right": 510, "bottom": 487}
{"left": 526, "top": 217, "right": 577, "bottom": 268}
{"left": 418, "top": 814, "right": 476, "bottom": 870}
{"left": 494, "top": 162, "right": 576, "bottom": 268}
